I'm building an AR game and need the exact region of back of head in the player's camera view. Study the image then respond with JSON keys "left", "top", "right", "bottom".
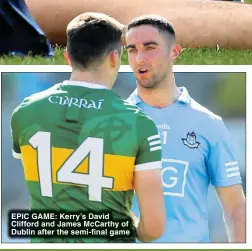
{"left": 127, "top": 14, "right": 176, "bottom": 44}
{"left": 66, "top": 12, "right": 125, "bottom": 70}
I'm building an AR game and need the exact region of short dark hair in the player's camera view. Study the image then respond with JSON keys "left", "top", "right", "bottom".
{"left": 127, "top": 15, "right": 175, "bottom": 42}
{"left": 66, "top": 12, "right": 125, "bottom": 69}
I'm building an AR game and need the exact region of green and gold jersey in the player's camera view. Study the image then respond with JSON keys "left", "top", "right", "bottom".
{"left": 11, "top": 81, "right": 162, "bottom": 243}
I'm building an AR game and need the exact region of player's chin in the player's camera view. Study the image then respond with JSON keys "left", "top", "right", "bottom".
{"left": 137, "top": 79, "right": 155, "bottom": 89}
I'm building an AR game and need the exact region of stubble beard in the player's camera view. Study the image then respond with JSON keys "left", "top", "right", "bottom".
{"left": 137, "top": 70, "right": 168, "bottom": 90}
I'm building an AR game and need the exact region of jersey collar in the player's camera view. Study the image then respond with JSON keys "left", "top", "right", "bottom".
{"left": 177, "top": 87, "right": 191, "bottom": 104}
{"left": 62, "top": 80, "right": 109, "bottom": 89}
{"left": 128, "top": 87, "right": 191, "bottom": 105}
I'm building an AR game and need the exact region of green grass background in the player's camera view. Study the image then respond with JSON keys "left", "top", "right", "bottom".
{"left": 0, "top": 0, "right": 251, "bottom": 65}
{"left": 1, "top": 47, "right": 252, "bottom": 65}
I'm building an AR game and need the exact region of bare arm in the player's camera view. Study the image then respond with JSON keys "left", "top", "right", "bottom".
{"left": 134, "top": 168, "right": 166, "bottom": 242}
{"left": 25, "top": 0, "right": 252, "bottom": 48}
{"left": 216, "top": 184, "right": 246, "bottom": 242}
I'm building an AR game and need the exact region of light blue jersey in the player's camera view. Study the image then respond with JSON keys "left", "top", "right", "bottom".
{"left": 127, "top": 87, "right": 242, "bottom": 243}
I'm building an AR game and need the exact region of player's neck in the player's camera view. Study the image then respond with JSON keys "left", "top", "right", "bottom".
{"left": 69, "top": 70, "right": 112, "bottom": 89}
{"left": 138, "top": 77, "right": 180, "bottom": 109}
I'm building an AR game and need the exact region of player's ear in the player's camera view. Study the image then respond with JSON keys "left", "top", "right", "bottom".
{"left": 64, "top": 49, "right": 72, "bottom": 66}
{"left": 108, "top": 50, "right": 120, "bottom": 68}
{"left": 171, "top": 44, "right": 182, "bottom": 61}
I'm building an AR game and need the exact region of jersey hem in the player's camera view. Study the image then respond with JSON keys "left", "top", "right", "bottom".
{"left": 12, "top": 150, "right": 22, "bottom": 159}
{"left": 135, "top": 161, "right": 161, "bottom": 171}
{"left": 212, "top": 179, "right": 242, "bottom": 187}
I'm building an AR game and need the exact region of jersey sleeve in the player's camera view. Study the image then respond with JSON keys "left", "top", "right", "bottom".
{"left": 11, "top": 108, "right": 22, "bottom": 159}
{"left": 207, "top": 120, "right": 242, "bottom": 187}
{"left": 135, "top": 113, "right": 162, "bottom": 171}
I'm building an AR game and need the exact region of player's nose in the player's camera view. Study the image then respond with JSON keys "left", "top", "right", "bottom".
{"left": 136, "top": 51, "right": 147, "bottom": 64}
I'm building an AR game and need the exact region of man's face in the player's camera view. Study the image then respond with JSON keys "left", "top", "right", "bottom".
{"left": 126, "top": 25, "right": 173, "bottom": 89}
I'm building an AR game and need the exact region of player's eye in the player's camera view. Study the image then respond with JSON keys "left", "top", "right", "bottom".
{"left": 127, "top": 48, "right": 137, "bottom": 53}
{"left": 146, "top": 46, "right": 155, "bottom": 51}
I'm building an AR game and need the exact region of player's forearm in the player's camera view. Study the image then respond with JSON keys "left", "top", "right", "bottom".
{"left": 133, "top": 212, "right": 165, "bottom": 242}
{"left": 136, "top": 220, "right": 163, "bottom": 242}
{"left": 224, "top": 202, "right": 246, "bottom": 242}
{"left": 25, "top": 0, "right": 252, "bottom": 48}
{"left": 136, "top": 221, "right": 151, "bottom": 242}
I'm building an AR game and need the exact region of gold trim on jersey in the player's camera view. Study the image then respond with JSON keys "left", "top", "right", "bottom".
{"left": 20, "top": 145, "right": 135, "bottom": 191}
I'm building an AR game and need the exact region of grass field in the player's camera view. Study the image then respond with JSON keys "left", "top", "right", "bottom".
{"left": 1, "top": 47, "right": 252, "bottom": 65}
{"left": 0, "top": 0, "right": 252, "bottom": 65}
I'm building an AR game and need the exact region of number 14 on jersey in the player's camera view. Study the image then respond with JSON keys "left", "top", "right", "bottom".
{"left": 29, "top": 132, "right": 114, "bottom": 202}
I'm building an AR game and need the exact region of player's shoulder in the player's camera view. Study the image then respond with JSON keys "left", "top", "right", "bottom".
{"left": 13, "top": 83, "right": 61, "bottom": 115}
{"left": 121, "top": 98, "right": 141, "bottom": 112}
{"left": 188, "top": 98, "right": 227, "bottom": 132}
{"left": 22, "top": 83, "right": 61, "bottom": 105}
{"left": 123, "top": 99, "right": 158, "bottom": 138}
{"left": 189, "top": 98, "right": 222, "bottom": 122}
{"left": 122, "top": 98, "right": 153, "bottom": 120}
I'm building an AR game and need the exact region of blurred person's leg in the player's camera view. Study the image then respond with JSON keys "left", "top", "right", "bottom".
{"left": 25, "top": 0, "right": 252, "bottom": 49}
{"left": 216, "top": 0, "right": 243, "bottom": 1}
{"left": 0, "top": 0, "right": 53, "bottom": 56}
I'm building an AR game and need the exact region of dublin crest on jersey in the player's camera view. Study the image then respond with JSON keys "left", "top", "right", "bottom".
{"left": 182, "top": 131, "right": 200, "bottom": 149}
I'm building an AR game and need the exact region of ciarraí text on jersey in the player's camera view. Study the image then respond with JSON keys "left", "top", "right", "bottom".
{"left": 48, "top": 95, "right": 104, "bottom": 109}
